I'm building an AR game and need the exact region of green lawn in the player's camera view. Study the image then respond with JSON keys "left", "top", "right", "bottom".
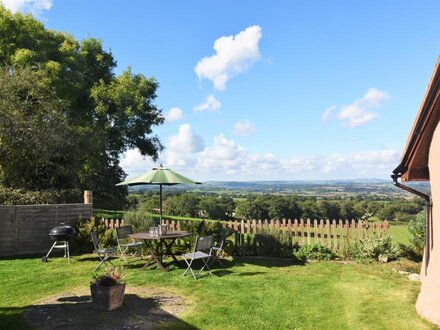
{"left": 388, "top": 224, "right": 411, "bottom": 245}
{"left": 0, "top": 255, "right": 435, "bottom": 329}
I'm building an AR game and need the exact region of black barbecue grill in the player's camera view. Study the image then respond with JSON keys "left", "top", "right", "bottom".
{"left": 42, "top": 223, "right": 76, "bottom": 262}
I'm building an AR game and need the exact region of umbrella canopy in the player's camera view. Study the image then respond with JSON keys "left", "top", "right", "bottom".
{"left": 116, "top": 165, "right": 200, "bottom": 223}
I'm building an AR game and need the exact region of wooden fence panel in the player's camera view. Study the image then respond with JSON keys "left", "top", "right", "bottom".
{"left": 0, "top": 204, "right": 92, "bottom": 257}
{"left": 109, "top": 217, "right": 392, "bottom": 255}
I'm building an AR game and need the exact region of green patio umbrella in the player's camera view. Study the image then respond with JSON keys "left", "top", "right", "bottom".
{"left": 116, "top": 165, "right": 200, "bottom": 223}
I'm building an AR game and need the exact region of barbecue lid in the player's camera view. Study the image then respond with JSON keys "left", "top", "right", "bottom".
{"left": 49, "top": 223, "right": 76, "bottom": 236}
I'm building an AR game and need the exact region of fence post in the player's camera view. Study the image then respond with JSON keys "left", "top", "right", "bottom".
{"left": 383, "top": 220, "right": 389, "bottom": 233}
{"left": 84, "top": 190, "right": 93, "bottom": 204}
{"left": 299, "top": 219, "right": 304, "bottom": 245}
{"left": 313, "top": 219, "right": 318, "bottom": 243}
{"left": 306, "top": 219, "right": 311, "bottom": 245}
{"left": 326, "top": 220, "right": 331, "bottom": 249}
{"left": 339, "top": 220, "right": 344, "bottom": 252}
{"left": 332, "top": 220, "right": 337, "bottom": 250}
{"left": 358, "top": 220, "right": 363, "bottom": 240}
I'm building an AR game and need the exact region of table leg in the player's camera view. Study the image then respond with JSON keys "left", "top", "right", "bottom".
{"left": 163, "top": 238, "right": 179, "bottom": 263}
{"left": 144, "top": 240, "right": 167, "bottom": 271}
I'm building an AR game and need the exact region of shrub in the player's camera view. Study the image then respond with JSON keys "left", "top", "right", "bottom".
{"left": 123, "top": 208, "right": 155, "bottom": 232}
{"left": 408, "top": 211, "right": 425, "bottom": 255}
{"left": 351, "top": 234, "right": 398, "bottom": 262}
{"left": 250, "top": 232, "right": 293, "bottom": 257}
{"left": 295, "top": 243, "right": 340, "bottom": 261}
{"left": 72, "top": 217, "right": 115, "bottom": 253}
{"left": 0, "top": 187, "right": 82, "bottom": 205}
{"left": 398, "top": 243, "right": 423, "bottom": 262}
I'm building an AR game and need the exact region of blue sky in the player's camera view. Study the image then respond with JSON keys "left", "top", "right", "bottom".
{"left": 4, "top": 0, "right": 440, "bottom": 181}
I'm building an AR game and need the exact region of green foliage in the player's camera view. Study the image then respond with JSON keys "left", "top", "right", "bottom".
{"left": 123, "top": 208, "right": 155, "bottom": 232}
{"left": 235, "top": 198, "right": 269, "bottom": 220}
{"left": 92, "top": 266, "right": 126, "bottom": 287}
{"left": 0, "top": 187, "right": 82, "bottom": 205}
{"left": 250, "top": 232, "right": 294, "bottom": 257}
{"left": 351, "top": 234, "right": 398, "bottom": 262}
{"left": 198, "top": 195, "right": 235, "bottom": 220}
{"left": 398, "top": 243, "right": 423, "bottom": 262}
{"left": 0, "top": 67, "right": 81, "bottom": 190}
{"left": 72, "top": 217, "right": 115, "bottom": 252}
{"left": 163, "top": 193, "right": 201, "bottom": 218}
{"left": 409, "top": 211, "right": 425, "bottom": 253}
{"left": 295, "top": 243, "right": 340, "bottom": 261}
{"left": 0, "top": 7, "right": 164, "bottom": 206}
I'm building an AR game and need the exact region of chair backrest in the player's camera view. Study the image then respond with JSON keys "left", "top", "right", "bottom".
{"left": 91, "top": 230, "right": 100, "bottom": 250}
{"left": 217, "top": 229, "right": 228, "bottom": 249}
{"left": 194, "top": 235, "right": 214, "bottom": 252}
{"left": 116, "top": 225, "right": 133, "bottom": 241}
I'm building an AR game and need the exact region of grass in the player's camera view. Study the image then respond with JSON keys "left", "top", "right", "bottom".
{"left": 388, "top": 224, "right": 411, "bottom": 245}
{"left": 93, "top": 208, "right": 124, "bottom": 219}
{"left": 0, "top": 254, "right": 436, "bottom": 329}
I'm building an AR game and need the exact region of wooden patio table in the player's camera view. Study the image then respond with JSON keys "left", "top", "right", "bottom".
{"left": 130, "top": 231, "right": 192, "bottom": 271}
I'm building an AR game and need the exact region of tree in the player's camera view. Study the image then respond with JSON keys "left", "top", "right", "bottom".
{"left": 163, "top": 193, "right": 200, "bottom": 218}
{"left": 199, "top": 196, "right": 235, "bottom": 220}
{"left": 0, "top": 67, "right": 81, "bottom": 189}
{"left": 316, "top": 200, "right": 340, "bottom": 220}
{"left": 236, "top": 199, "right": 269, "bottom": 220}
{"left": 267, "top": 197, "right": 291, "bottom": 220}
{"left": 0, "top": 6, "right": 164, "bottom": 206}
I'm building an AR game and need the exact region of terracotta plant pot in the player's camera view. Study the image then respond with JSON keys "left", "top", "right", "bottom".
{"left": 90, "top": 282, "right": 126, "bottom": 311}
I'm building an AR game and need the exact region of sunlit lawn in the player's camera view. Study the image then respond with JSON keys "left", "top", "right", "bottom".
{"left": 388, "top": 224, "right": 411, "bottom": 245}
{"left": 0, "top": 253, "right": 435, "bottom": 329}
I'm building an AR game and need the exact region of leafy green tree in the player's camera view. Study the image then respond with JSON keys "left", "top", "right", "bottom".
{"left": 299, "top": 199, "right": 319, "bottom": 220}
{"left": 236, "top": 199, "right": 269, "bottom": 220}
{"left": 0, "top": 6, "right": 164, "bottom": 206}
{"left": 163, "top": 193, "right": 200, "bottom": 218}
{"left": 316, "top": 200, "right": 340, "bottom": 220}
{"left": 199, "top": 196, "right": 235, "bottom": 220}
{"left": 0, "top": 67, "right": 80, "bottom": 189}
{"left": 268, "top": 197, "right": 291, "bottom": 220}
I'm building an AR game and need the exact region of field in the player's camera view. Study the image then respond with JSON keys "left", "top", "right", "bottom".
{"left": 0, "top": 255, "right": 435, "bottom": 329}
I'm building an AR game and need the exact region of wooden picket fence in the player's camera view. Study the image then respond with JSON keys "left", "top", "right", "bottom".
{"left": 100, "top": 217, "right": 389, "bottom": 254}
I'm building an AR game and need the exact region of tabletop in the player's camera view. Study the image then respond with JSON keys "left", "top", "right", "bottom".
{"left": 130, "top": 231, "right": 192, "bottom": 240}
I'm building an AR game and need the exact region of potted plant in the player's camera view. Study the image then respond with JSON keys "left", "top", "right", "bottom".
{"left": 90, "top": 267, "right": 126, "bottom": 311}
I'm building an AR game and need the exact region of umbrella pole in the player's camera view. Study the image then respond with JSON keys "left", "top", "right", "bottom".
{"left": 159, "top": 184, "right": 163, "bottom": 225}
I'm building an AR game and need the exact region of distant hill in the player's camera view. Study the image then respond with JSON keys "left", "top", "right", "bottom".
{"left": 129, "top": 179, "right": 431, "bottom": 198}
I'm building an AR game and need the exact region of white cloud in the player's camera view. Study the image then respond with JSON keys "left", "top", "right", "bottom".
{"left": 233, "top": 120, "right": 256, "bottom": 136}
{"left": 195, "top": 25, "right": 262, "bottom": 91}
{"left": 120, "top": 140, "right": 400, "bottom": 181}
{"left": 193, "top": 94, "right": 221, "bottom": 113}
{"left": 119, "top": 148, "right": 157, "bottom": 176}
{"left": 321, "top": 105, "right": 337, "bottom": 123}
{"left": 167, "top": 124, "right": 205, "bottom": 153}
{"left": 164, "top": 107, "right": 183, "bottom": 122}
{"left": 1, "top": 0, "right": 52, "bottom": 14}
{"left": 197, "top": 134, "right": 247, "bottom": 171}
{"left": 337, "top": 88, "right": 390, "bottom": 127}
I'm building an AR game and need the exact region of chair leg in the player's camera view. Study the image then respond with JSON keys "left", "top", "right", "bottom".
{"left": 182, "top": 258, "right": 197, "bottom": 279}
{"left": 94, "top": 255, "right": 115, "bottom": 272}
{"left": 201, "top": 258, "right": 213, "bottom": 275}
{"left": 210, "top": 256, "right": 224, "bottom": 267}
{"left": 119, "top": 246, "right": 129, "bottom": 264}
